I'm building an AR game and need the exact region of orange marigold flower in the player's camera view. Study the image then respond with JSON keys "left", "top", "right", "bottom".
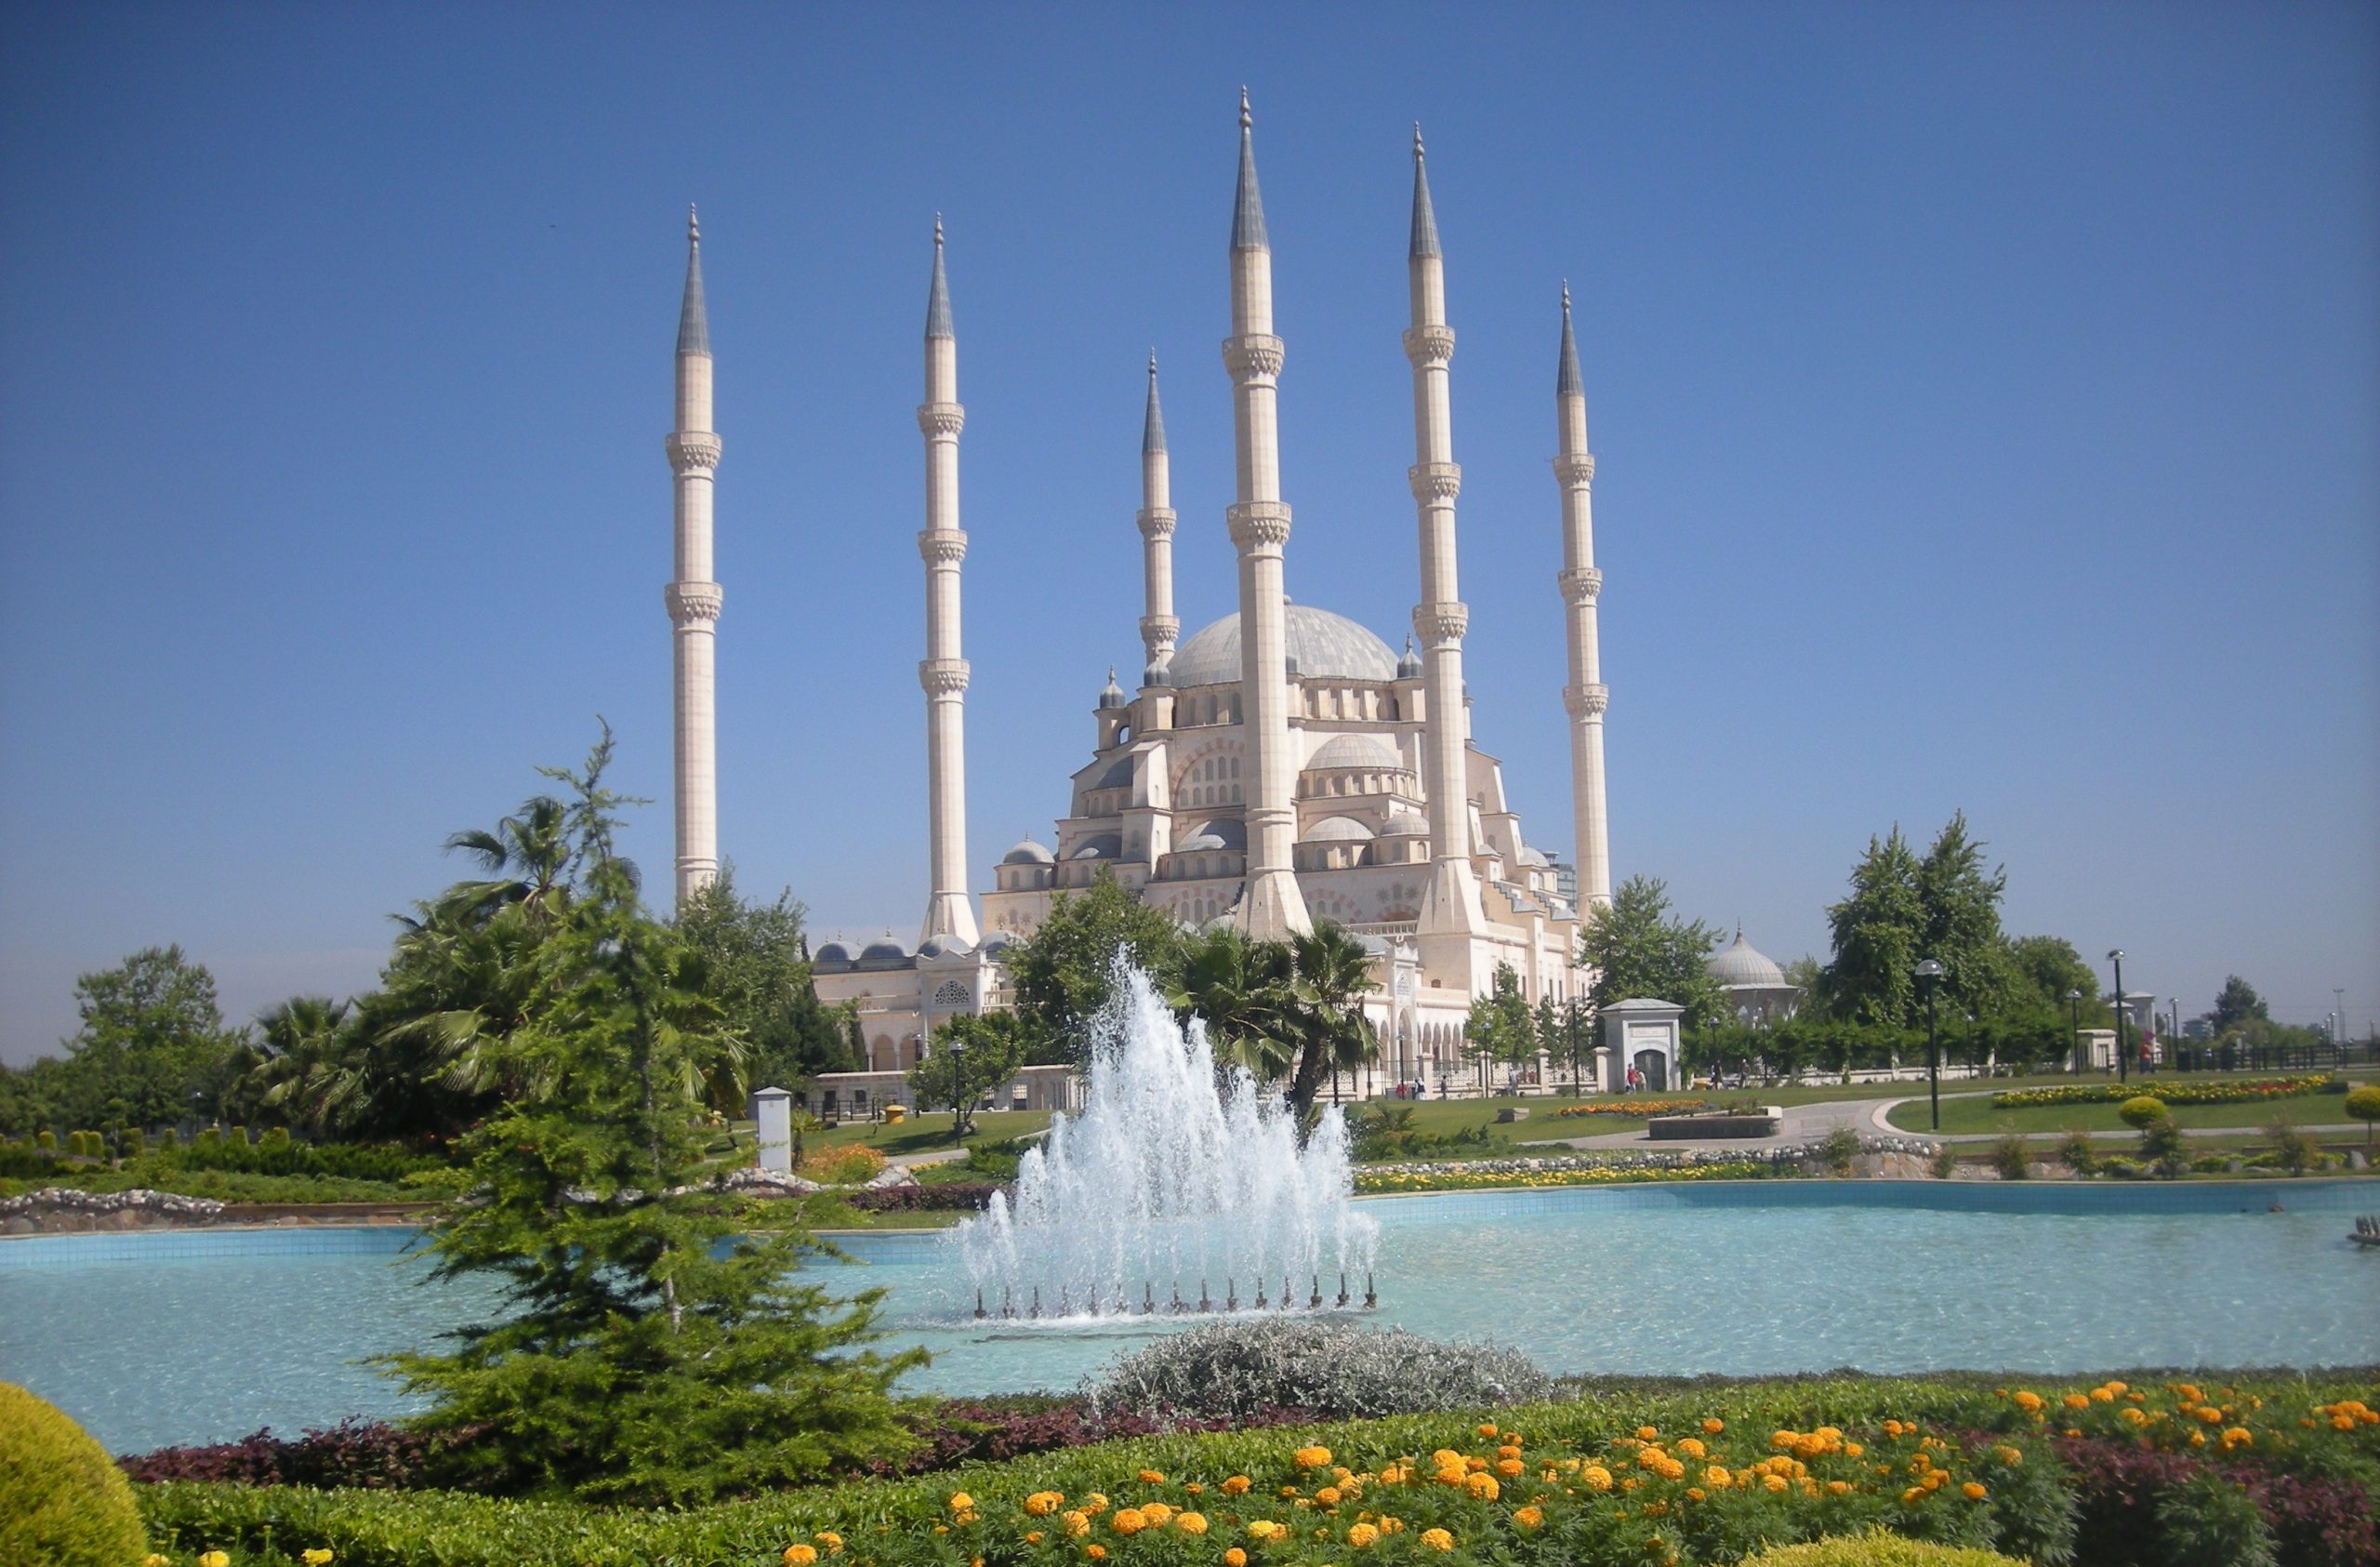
{"left": 1110, "top": 1508, "right": 1147, "bottom": 1536}
{"left": 1843, "top": 1442, "right": 1864, "bottom": 1459}
{"left": 1225, "top": 1552, "right": 1248, "bottom": 1567}
{"left": 1703, "top": 1418, "right": 1726, "bottom": 1434}
{"left": 1024, "top": 1533, "right": 1043, "bottom": 1546}
{"left": 1963, "top": 1482, "right": 1988, "bottom": 1501}
{"left": 1465, "top": 1473, "right": 1500, "bottom": 1502}
{"left": 1704, "top": 1466, "right": 1732, "bottom": 1489}
{"left": 1294, "top": 1446, "right": 1333, "bottom": 1469}
{"left": 1175, "top": 1512, "right": 1207, "bottom": 1535}
{"left": 784, "top": 1548, "right": 818, "bottom": 1566}
{"left": 1993, "top": 1446, "right": 2024, "bottom": 1467}
{"left": 1025, "top": 1492, "right": 1065, "bottom": 1517}
{"left": 2013, "top": 1392, "right": 2044, "bottom": 1413}
{"left": 1315, "top": 1488, "right": 1342, "bottom": 1507}
{"left": 1639, "top": 1426, "right": 1660, "bottom": 1441}
{"left": 1421, "top": 1527, "right": 1456, "bottom": 1552}
{"left": 1085, "top": 1493, "right": 1109, "bottom": 1514}
{"left": 1063, "top": 1510, "right": 1091, "bottom": 1537}
{"left": 814, "top": 1532, "right": 843, "bottom": 1555}
{"left": 1514, "top": 1507, "right": 1544, "bottom": 1530}
{"left": 1348, "top": 1522, "right": 1381, "bottom": 1547}
{"left": 1141, "top": 1504, "right": 1174, "bottom": 1527}
{"left": 1764, "top": 1474, "right": 1789, "bottom": 1494}
{"left": 1222, "top": 1476, "right": 1252, "bottom": 1495}
{"left": 1686, "top": 1488, "right": 1706, "bottom": 1503}
{"left": 2064, "top": 1394, "right": 2092, "bottom": 1410}
{"left": 1582, "top": 1465, "right": 1614, "bottom": 1492}
{"left": 1477, "top": 1423, "right": 1501, "bottom": 1439}
{"left": 949, "top": 1493, "right": 975, "bottom": 1511}
{"left": 1186, "top": 1482, "right": 1205, "bottom": 1495}
{"left": 2089, "top": 1388, "right": 2115, "bottom": 1403}
{"left": 1140, "top": 1469, "right": 1167, "bottom": 1484}
{"left": 1827, "top": 1481, "right": 1852, "bottom": 1495}
{"left": 1086, "top": 1547, "right": 1106, "bottom": 1561}
{"left": 1901, "top": 1486, "right": 1924, "bottom": 1505}
{"left": 1496, "top": 1458, "right": 1524, "bottom": 1478}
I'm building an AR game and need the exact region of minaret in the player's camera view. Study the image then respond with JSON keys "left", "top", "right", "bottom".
{"left": 1554, "top": 285, "right": 1612, "bottom": 906}
{"left": 665, "top": 205, "right": 722, "bottom": 905}
{"left": 918, "top": 219, "right": 980, "bottom": 945}
{"left": 1223, "top": 90, "right": 1311, "bottom": 940}
{"left": 1405, "top": 127, "right": 1483, "bottom": 965}
{"left": 1136, "top": 352, "right": 1178, "bottom": 684}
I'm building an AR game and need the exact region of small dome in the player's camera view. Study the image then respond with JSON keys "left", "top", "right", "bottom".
{"left": 978, "top": 929, "right": 1019, "bottom": 951}
{"left": 1380, "top": 806, "right": 1430, "bottom": 837}
{"left": 919, "top": 935, "right": 973, "bottom": 959}
{"left": 1070, "top": 833, "right": 1123, "bottom": 860}
{"left": 1001, "top": 839, "right": 1056, "bottom": 865}
{"left": 1517, "top": 845, "right": 1551, "bottom": 869}
{"left": 1304, "top": 734, "right": 1405, "bottom": 773}
{"left": 1302, "top": 815, "right": 1374, "bottom": 843}
{"left": 1706, "top": 927, "right": 1788, "bottom": 989}
{"left": 860, "top": 936, "right": 913, "bottom": 963}
{"left": 1097, "top": 667, "right": 1129, "bottom": 710}
{"left": 1142, "top": 660, "right": 1171, "bottom": 687}
{"left": 813, "top": 940, "right": 857, "bottom": 965}
{"left": 1396, "top": 636, "right": 1423, "bottom": 681}
{"left": 1179, "top": 817, "right": 1246, "bottom": 852}
{"left": 1091, "top": 754, "right": 1134, "bottom": 790}
{"left": 1170, "top": 604, "right": 1402, "bottom": 687}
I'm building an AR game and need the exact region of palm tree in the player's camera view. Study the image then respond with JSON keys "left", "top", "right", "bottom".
{"left": 1281, "top": 922, "right": 1381, "bottom": 1131}
{"left": 1170, "top": 924, "right": 1297, "bottom": 1083}
{"left": 434, "top": 791, "right": 579, "bottom": 928}
{"left": 246, "top": 995, "right": 360, "bottom": 1135}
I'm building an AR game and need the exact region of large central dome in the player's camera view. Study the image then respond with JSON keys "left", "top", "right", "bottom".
{"left": 1169, "top": 604, "right": 1401, "bottom": 687}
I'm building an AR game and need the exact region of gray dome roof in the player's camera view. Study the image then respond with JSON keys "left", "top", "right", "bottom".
{"left": 1304, "top": 733, "right": 1405, "bottom": 773}
{"left": 978, "top": 929, "right": 1019, "bottom": 950}
{"left": 1179, "top": 817, "right": 1246, "bottom": 852}
{"left": 1091, "top": 755, "right": 1133, "bottom": 790}
{"left": 1070, "top": 833, "right": 1123, "bottom": 860}
{"left": 1097, "top": 667, "right": 1129, "bottom": 710}
{"left": 1516, "top": 845, "right": 1551, "bottom": 869}
{"left": 1380, "top": 806, "right": 1430, "bottom": 836}
{"left": 1302, "top": 815, "right": 1374, "bottom": 843}
{"left": 860, "top": 936, "right": 913, "bottom": 963}
{"left": 1396, "top": 636, "right": 1423, "bottom": 680}
{"left": 1170, "top": 604, "right": 1401, "bottom": 687}
{"left": 813, "top": 940, "right": 856, "bottom": 964}
{"left": 919, "top": 935, "right": 972, "bottom": 958}
{"left": 1001, "top": 839, "right": 1055, "bottom": 865}
{"left": 1707, "top": 927, "right": 1788, "bottom": 989}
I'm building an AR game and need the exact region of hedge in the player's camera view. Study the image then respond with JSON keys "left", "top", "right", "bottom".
{"left": 1991, "top": 1075, "right": 2338, "bottom": 1111}
{"left": 136, "top": 1373, "right": 2379, "bottom": 1566}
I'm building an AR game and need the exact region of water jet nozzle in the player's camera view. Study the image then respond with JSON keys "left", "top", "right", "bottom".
{"left": 1310, "top": 1274, "right": 1323, "bottom": 1309}
{"left": 1254, "top": 1278, "right": 1266, "bottom": 1308}
{"left": 1364, "top": 1271, "right": 1377, "bottom": 1309}
{"left": 974, "top": 1288, "right": 986, "bottom": 1321}
{"left": 1142, "top": 1282, "right": 1155, "bottom": 1314}
{"left": 1029, "top": 1285, "right": 1041, "bottom": 1320}
{"left": 1337, "top": 1271, "right": 1349, "bottom": 1308}
{"left": 1223, "top": 1278, "right": 1236, "bottom": 1311}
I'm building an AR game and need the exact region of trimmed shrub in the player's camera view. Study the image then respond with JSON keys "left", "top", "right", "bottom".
{"left": 2346, "top": 1084, "right": 2380, "bottom": 1144}
{"left": 121, "top": 1418, "right": 456, "bottom": 1490}
{"left": 844, "top": 1182, "right": 1001, "bottom": 1212}
{"left": 2058, "top": 1127, "right": 2099, "bottom": 1175}
{"left": 1819, "top": 1124, "right": 1859, "bottom": 1176}
{"left": 2262, "top": 1117, "right": 2318, "bottom": 1175}
{"left": 34, "top": 1130, "right": 56, "bottom": 1150}
{"left": 1084, "top": 1318, "right": 1555, "bottom": 1422}
{"left": 2118, "top": 1096, "right": 2170, "bottom": 1130}
{"left": 1990, "top": 1131, "right": 2030, "bottom": 1180}
{"left": 157, "top": 1127, "right": 178, "bottom": 1151}
{"left": 1742, "top": 1532, "right": 2029, "bottom": 1566}
{"left": 0, "top": 1380, "right": 148, "bottom": 1566}
{"left": 121, "top": 1128, "right": 145, "bottom": 1159}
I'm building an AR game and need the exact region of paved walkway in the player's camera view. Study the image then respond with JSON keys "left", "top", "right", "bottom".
{"left": 1524, "top": 1088, "right": 2368, "bottom": 1151}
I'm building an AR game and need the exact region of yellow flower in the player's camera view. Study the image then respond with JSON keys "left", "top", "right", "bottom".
{"left": 1963, "top": 1482, "right": 1989, "bottom": 1501}
{"left": 2013, "top": 1391, "right": 2043, "bottom": 1412}
{"left": 814, "top": 1531, "right": 844, "bottom": 1554}
{"left": 1764, "top": 1474, "right": 1789, "bottom": 1494}
{"left": 1111, "top": 1507, "right": 1148, "bottom": 1536}
{"left": 2089, "top": 1388, "right": 2115, "bottom": 1403}
{"left": 1675, "top": 1437, "right": 1705, "bottom": 1459}
{"left": 1226, "top": 1552, "right": 1249, "bottom": 1567}
{"left": 1477, "top": 1423, "right": 1500, "bottom": 1438}
{"left": 1992, "top": 1446, "right": 2024, "bottom": 1467}
{"left": 1638, "top": 1425, "right": 1659, "bottom": 1441}
{"left": 1901, "top": 1486, "right": 1924, "bottom": 1504}
{"left": 1085, "top": 1493, "right": 1110, "bottom": 1514}
{"left": 1139, "top": 1468, "right": 1168, "bottom": 1484}
{"left": 1295, "top": 1445, "right": 1334, "bottom": 1468}
{"left": 144, "top": 1559, "right": 171, "bottom": 1567}
{"left": 785, "top": 1548, "right": 819, "bottom": 1567}
{"left": 1348, "top": 1522, "right": 1381, "bottom": 1547}
{"left": 2223, "top": 1428, "right": 2254, "bottom": 1448}
{"left": 1315, "top": 1487, "right": 1342, "bottom": 1507}
{"left": 1827, "top": 1481, "right": 1852, "bottom": 1495}
{"left": 1421, "top": 1527, "right": 1456, "bottom": 1552}
{"left": 200, "top": 1555, "right": 231, "bottom": 1567}
{"left": 1581, "top": 1465, "right": 1614, "bottom": 1492}
{"left": 1063, "top": 1510, "right": 1091, "bottom": 1538}
{"left": 1495, "top": 1458, "right": 1523, "bottom": 1478}
{"left": 2122, "top": 1408, "right": 2149, "bottom": 1426}
{"left": 303, "top": 1554, "right": 335, "bottom": 1567}
{"left": 1175, "top": 1512, "right": 1208, "bottom": 1534}
{"left": 1246, "top": 1521, "right": 1281, "bottom": 1542}
{"left": 954, "top": 1511, "right": 978, "bottom": 1527}
{"left": 1086, "top": 1547, "right": 1106, "bottom": 1561}
{"left": 949, "top": 1492, "right": 975, "bottom": 1511}
{"left": 1223, "top": 1475, "right": 1253, "bottom": 1495}
{"left": 1141, "top": 1503, "right": 1174, "bottom": 1527}
{"left": 1026, "top": 1491, "right": 1065, "bottom": 1516}
{"left": 1704, "top": 1466, "right": 1732, "bottom": 1489}
{"left": 1465, "top": 1473, "right": 1500, "bottom": 1502}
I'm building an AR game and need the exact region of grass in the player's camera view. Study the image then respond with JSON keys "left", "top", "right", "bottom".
{"left": 1884, "top": 1082, "right": 2372, "bottom": 1136}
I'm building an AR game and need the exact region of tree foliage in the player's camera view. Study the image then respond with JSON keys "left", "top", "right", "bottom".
{"left": 1580, "top": 874, "right": 1725, "bottom": 1030}
{"left": 1819, "top": 814, "right": 2027, "bottom": 1027}
{"left": 2006, "top": 936, "right": 2108, "bottom": 1023}
{"left": 906, "top": 1011, "right": 1028, "bottom": 1136}
{"left": 675, "top": 870, "right": 858, "bottom": 1088}
{"left": 46, "top": 946, "right": 245, "bottom": 1135}
{"left": 384, "top": 732, "right": 921, "bottom": 1505}
{"left": 2213, "top": 975, "right": 2270, "bottom": 1034}
{"left": 1170, "top": 921, "right": 1378, "bottom": 1137}
{"left": 1004, "top": 871, "right": 1186, "bottom": 1065}
{"left": 1464, "top": 963, "right": 1537, "bottom": 1079}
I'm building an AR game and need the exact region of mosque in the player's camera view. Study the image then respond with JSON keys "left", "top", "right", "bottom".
{"left": 661, "top": 98, "right": 1645, "bottom": 1104}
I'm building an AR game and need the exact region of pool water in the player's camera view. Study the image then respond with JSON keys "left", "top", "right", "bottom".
{"left": 4, "top": 1180, "right": 2374, "bottom": 1456}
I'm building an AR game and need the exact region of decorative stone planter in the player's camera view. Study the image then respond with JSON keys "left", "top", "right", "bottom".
{"left": 1647, "top": 1108, "right": 1783, "bottom": 1140}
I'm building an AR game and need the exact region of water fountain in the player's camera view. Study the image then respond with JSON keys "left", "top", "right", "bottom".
{"left": 953, "top": 964, "right": 1379, "bottom": 1320}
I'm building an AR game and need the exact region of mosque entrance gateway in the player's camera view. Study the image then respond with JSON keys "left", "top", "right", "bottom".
{"left": 1633, "top": 1049, "right": 1669, "bottom": 1094}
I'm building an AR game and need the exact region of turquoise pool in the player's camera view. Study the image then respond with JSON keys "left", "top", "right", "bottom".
{"left": 4, "top": 1179, "right": 2373, "bottom": 1456}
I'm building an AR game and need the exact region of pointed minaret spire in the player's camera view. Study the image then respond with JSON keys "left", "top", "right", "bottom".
{"left": 926, "top": 214, "right": 954, "bottom": 339}
{"left": 1408, "top": 124, "right": 1441, "bottom": 259}
{"left": 1231, "top": 86, "right": 1268, "bottom": 252}
{"left": 1142, "top": 351, "right": 1167, "bottom": 455}
{"left": 677, "top": 205, "right": 710, "bottom": 357}
{"left": 666, "top": 205, "right": 723, "bottom": 904}
{"left": 1137, "top": 352, "right": 1179, "bottom": 686}
{"left": 1553, "top": 283, "right": 1611, "bottom": 908}
{"left": 1223, "top": 89, "right": 1308, "bottom": 938}
{"left": 918, "top": 219, "right": 978, "bottom": 945}
{"left": 1557, "top": 281, "right": 1584, "bottom": 398}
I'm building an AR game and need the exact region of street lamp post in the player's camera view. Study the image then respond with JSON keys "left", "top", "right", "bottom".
{"left": 2067, "top": 989, "right": 2082, "bottom": 1075}
{"left": 1915, "top": 958, "right": 1947, "bottom": 1131}
{"left": 2108, "top": 949, "right": 2128, "bottom": 1084}
{"left": 948, "top": 1035, "right": 970, "bottom": 1146}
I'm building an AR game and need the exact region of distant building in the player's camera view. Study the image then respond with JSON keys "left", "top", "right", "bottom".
{"left": 1705, "top": 926, "right": 1802, "bottom": 1026}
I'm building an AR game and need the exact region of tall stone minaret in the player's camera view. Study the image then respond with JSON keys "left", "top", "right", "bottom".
{"left": 918, "top": 219, "right": 980, "bottom": 946}
{"left": 665, "top": 205, "right": 722, "bottom": 905}
{"left": 1404, "top": 127, "right": 1483, "bottom": 966}
{"left": 1223, "top": 90, "right": 1312, "bottom": 940}
{"left": 1554, "top": 285, "right": 1612, "bottom": 906}
{"left": 1136, "top": 352, "right": 1178, "bottom": 684}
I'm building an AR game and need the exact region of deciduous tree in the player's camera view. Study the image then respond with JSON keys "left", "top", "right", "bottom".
{"left": 1580, "top": 875, "right": 1725, "bottom": 1030}
{"left": 1005, "top": 870, "right": 1186, "bottom": 1065}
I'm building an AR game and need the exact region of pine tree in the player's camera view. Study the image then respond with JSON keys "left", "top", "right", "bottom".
{"left": 384, "top": 734, "right": 921, "bottom": 1505}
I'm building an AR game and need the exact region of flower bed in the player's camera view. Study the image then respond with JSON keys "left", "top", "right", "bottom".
{"left": 1355, "top": 1160, "right": 1768, "bottom": 1194}
{"left": 135, "top": 1374, "right": 2380, "bottom": 1565}
{"left": 1990, "top": 1075, "right": 2337, "bottom": 1111}
{"left": 1554, "top": 1099, "right": 1712, "bottom": 1120}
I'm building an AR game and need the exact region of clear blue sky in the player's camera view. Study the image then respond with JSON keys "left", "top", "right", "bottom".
{"left": 3, "top": 3, "right": 2374, "bottom": 1064}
